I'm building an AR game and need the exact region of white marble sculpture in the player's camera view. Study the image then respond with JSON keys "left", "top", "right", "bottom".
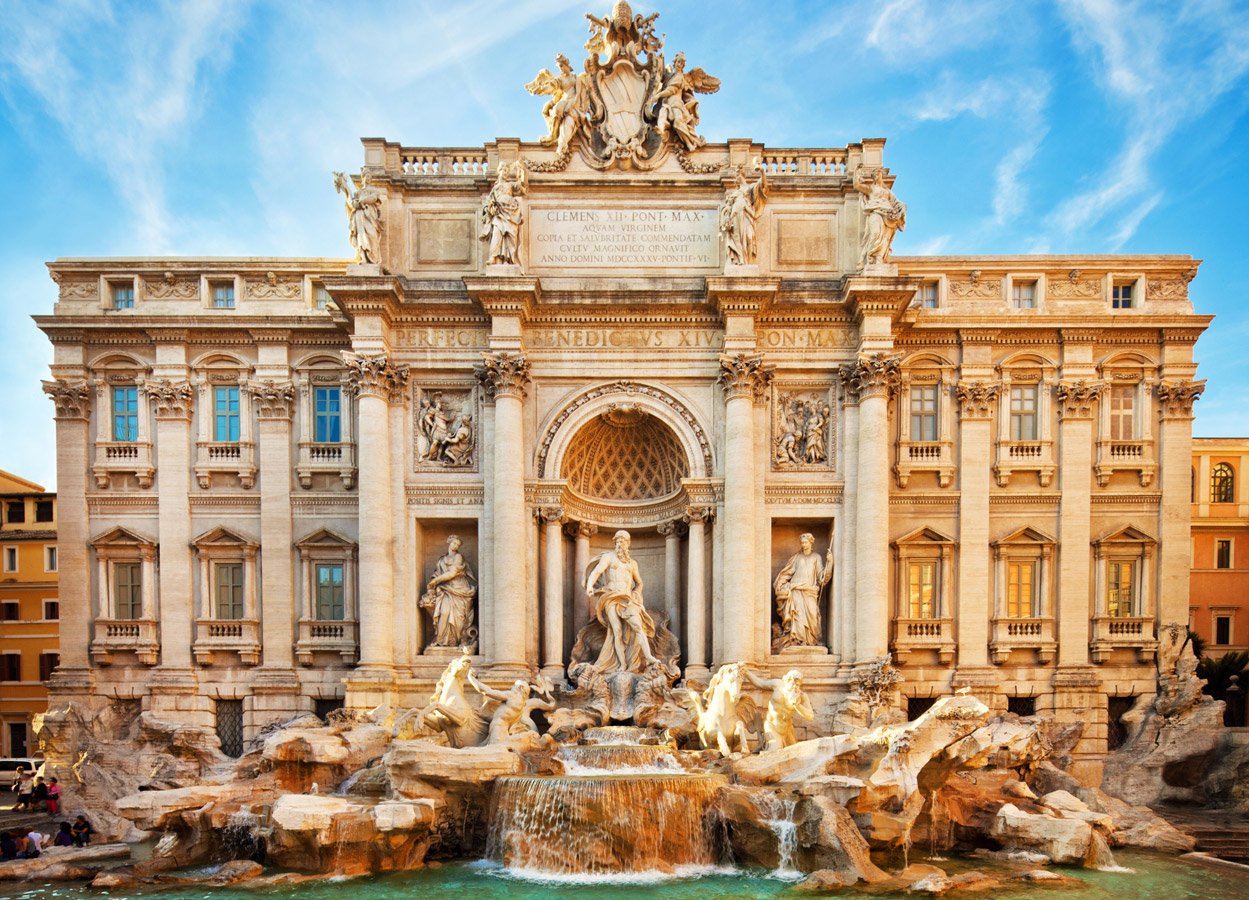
{"left": 773, "top": 532, "right": 831, "bottom": 650}
{"left": 479, "top": 161, "right": 527, "bottom": 266}
{"left": 420, "top": 536, "right": 478, "bottom": 650}
{"left": 408, "top": 654, "right": 488, "bottom": 748}
{"left": 720, "top": 164, "right": 768, "bottom": 267}
{"left": 854, "top": 167, "right": 906, "bottom": 269}
{"left": 467, "top": 675, "right": 555, "bottom": 745}
{"left": 684, "top": 662, "right": 754, "bottom": 755}
{"left": 650, "top": 52, "right": 720, "bottom": 152}
{"left": 526, "top": 54, "right": 591, "bottom": 158}
{"left": 744, "top": 666, "right": 815, "bottom": 752}
{"left": 773, "top": 392, "right": 830, "bottom": 467}
{"left": 332, "top": 171, "right": 384, "bottom": 265}
{"left": 584, "top": 530, "right": 661, "bottom": 673}
{"left": 417, "top": 392, "right": 474, "bottom": 467}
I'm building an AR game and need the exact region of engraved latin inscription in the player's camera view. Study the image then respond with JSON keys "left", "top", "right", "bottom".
{"left": 529, "top": 207, "right": 719, "bottom": 269}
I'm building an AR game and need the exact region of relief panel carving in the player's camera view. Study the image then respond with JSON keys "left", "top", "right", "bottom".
{"left": 414, "top": 384, "right": 478, "bottom": 470}
{"left": 772, "top": 385, "right": 834, "bottom": 470}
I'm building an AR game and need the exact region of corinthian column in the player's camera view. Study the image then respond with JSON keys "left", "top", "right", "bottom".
{"left": 1055, "top": 378, "right": 1101, "bottom": 668}
{"left": 658, "top": 519, "right": 684, "bottom": 640}
{"left": 717, "top": 353, "right": 772, "bottom": 664}
{"left": 843, "top": 354, "right": 899, "bottom": 663}
{"left": 568, "top": 521, "right": 597, "bottom": 637}
{"left": 538, "top": 506, "right": 566, "bottom": 679}
{"left": 683, "top": 505, "right": 712, "bottom": 680}
{"left": 249, "top": 380, "right": 296, "bottom": 669}
{"left": 955, "top": 380, "right": 999, "bottom": 669}
{"left": 1156, "top": 380, "right": 1205, "bottom": 632}
{"left": 476, "top": 351, "right": 531, "bottom": 672}
{"left": 345, "top": 352, "right": 408, "bottom": 673}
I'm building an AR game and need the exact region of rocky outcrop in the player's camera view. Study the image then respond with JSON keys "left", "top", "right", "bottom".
{"left": 263, "top": 724, "right": 390, "bottom": 792}
{"left": 268, "top": 794, "right": 436, "bottom": 875}
{"left": 0, "top": 844, "right": 131, "bottom": 882}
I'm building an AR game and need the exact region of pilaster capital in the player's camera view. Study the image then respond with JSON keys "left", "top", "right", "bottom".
{"left": 717, "top": 353, "right": 772, "bottom": 402}
{"left": 343, "top": 351, "right": 409, "bottom": 401}
{"left": 143, "top": 379, "right": 194, "bottom": 420}
{"left": 536, "top": 506, "right": 566, "bottom": 526}
{"left": 42, "top": 379, "right": 91, "bottom": 420}
{"left": 955, "top": 380, "right": 999, "bottom": 419}
{"left": 840, "top": 352, "right": 901, "bottom": 402}
{"left": 1055, "top": 379, "right": 1103, "bottom": 420}
{"left": 565, "top": 520, "right": 598, "bottom": 540}
{"left": 1155, "top": 379, "right": 1205, "bottom": 419}
{"left": 657, "top": 519, "right": 687, "bottom": 538}
{"left": 475, "top": 351, "right": 531, "bottom": 400}
{"left": 683, "top": 505, "right": 715, "bottom": 525}
{"left": 245, "top": 380, "right": 296, "bottom": 420}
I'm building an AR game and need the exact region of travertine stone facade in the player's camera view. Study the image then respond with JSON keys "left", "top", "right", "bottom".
{"left": 35, "top": 12, "right": 1211, "bottom": 782}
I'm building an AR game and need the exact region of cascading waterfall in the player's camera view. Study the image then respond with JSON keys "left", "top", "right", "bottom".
{"left": 750, "top": 794, "right": 800, "bottom": 877}
{"left": 558, "top": 743, "right": 685, "bottom": 774}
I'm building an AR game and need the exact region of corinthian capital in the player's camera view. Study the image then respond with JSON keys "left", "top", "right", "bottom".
{"left": 245, "top": 380, "right": 296, "bottom": 420}
{"left": 143, "top": 379, "right": 194, "bottom": 420}
{"left": 474, "top": 351, "right": 531, "bottom": 400}
{"left": 1156, "top": 379, "right": 1205, "bottom": 418}
{"left": 343, "top": 352, "right": 409, "bottom": 401}
{"left": 718, "top": 353, "right": 772, "bottom": 402}
{"left": 955, "top": 380, "right": 999, "bottom": 419}
{"left": 1055, "top": 379, "right": 1102, "bottom": 419}
{"left": 841, "top": 353, "right": 901, "bottom": 401}
{"left": 42, "top": 379, "right": 91, "bottom": 420}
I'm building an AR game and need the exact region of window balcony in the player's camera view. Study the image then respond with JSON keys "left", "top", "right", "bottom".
{"left": 891, "top": 617, "right": 955, "bottom": 665}
{"left": 193, "top": 618, "right": 261, "bottom": 666}
{"left": 1095, "top": 440, "right": 1155, "bottom": 487}
{"left": 994, "top": 439, "right": 1056, "bottom": 487}
{"left": 92, "top": 441, "right": 155, "bottom": 489}
{"left": 90, "top": 618, "right": 159, "bottom": 666}
{"left": 295, "top": 619, "right": 359, "bottom": 666}
{"left": 894, "top": 440, "right": 954, "bottom": 488}
{"left": 989, "top": 616, "right": 1056, "bottom": 664}
{"left": 296, "top": 441, "right": 356, "bottom": 490}
{"left": 1091, "top": 615, "right": 1156, "bottom": 664}
{"left": 194, "top": 441, "right": 256, "bottom": 489}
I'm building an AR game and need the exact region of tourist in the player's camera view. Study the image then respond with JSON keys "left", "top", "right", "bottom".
{"left": 31, "top": 777, "right": 48, "bottom": 811}
{"left": 54, "top": 822, "right": 74, "bottom": 847}
{"left": 46, "top": 777, "right": 61, "bottom": 815}
{"left": 0, "top": 831, "right": 16, "bottom": 861}
{"left": 12, "top": 766, "right": 35, "bottom": 811}
{"left": 22, "top": 830, "right": 44, "bottom": 858}
{"left": 71, "top": 815, "right": 93, "bottom": 846}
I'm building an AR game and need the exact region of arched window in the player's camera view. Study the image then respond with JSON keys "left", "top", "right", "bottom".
{"left": 1211, "top": 463, "right": 1235, "bottom": 503}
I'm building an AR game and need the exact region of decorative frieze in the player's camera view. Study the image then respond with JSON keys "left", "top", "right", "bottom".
{"left": 343, "top": 352, "right": 409, "bottom": 401}
{"left": 948, "top": 270, "right": 1001, "bottom": 299}
{"left": 144, "top": 271, "right": 198, "bottom": 300}
{"left": 474, "top": 351, "right": 531, "bottom": 400}
{"left": 246, "top": 380, "right": 296, "bottom": 420}
{"left": 144, "top": 380, "right": 194, "bottom": 419}
{"left": 42, "top": 379, "right": 91, "bottom": 419}
{"left": 245, "top": 272, "right": 302, "bottom": 300}
{"left": 955, "top": 380, "right": 999, "bottom": 419}
{"left": 717, "top": 353, "right": 772, "bottom": 402}
{"left": 1049, "top": 270, "right": 1101, "bottom": 299}
{"left": 1155, "top": 379, "right": 1205, "bottom": 418}
{"left": 1055, "top": 380, "right": 1102, "bottom": 419}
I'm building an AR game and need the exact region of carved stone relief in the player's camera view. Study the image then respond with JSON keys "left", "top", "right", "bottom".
{"left": 772, "top": 387, "right": 833, "bottom": 469}
{"left": 245, "top": 272, "right": 302, "bottom": 300}
{"left": 144, "top": 272, "right": 198, "bottom": 300}
{"left": 415, "top": 386, "right": 477, "bottom": 470}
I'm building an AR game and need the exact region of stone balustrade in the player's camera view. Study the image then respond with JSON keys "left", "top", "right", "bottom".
{"left": 1091, "top": 615, "right": 1157, "bottom": 664}
{"left": 892, "top": 617, "right": 955, "bottom": 665}
{"left": 90, "top": 618, "right": 159, "bottom": 666}
{"left": 193, "top": 618, "right": 261, "bottom": 666}
{"left": 989, "top": 616, "right": 1057, "bottom": 665}
{"left": 995, "top": 439, "right": 1056, "bottom": 487}
{"left": 92, "top": 440, "right": 155, "bottom": 489}
{"left": 296, "top": 619, "right": 359, "bottom": 667}
{"left": 1096, "top": 439, "right": 1156, "bottom": 487}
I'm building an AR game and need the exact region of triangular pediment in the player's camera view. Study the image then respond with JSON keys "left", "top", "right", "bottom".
{"left": 0, "top": 470, "right": 45, "bottom": 493}
{"left": 295, "top": 527, "right": 355, "bottom": 549}
{"left": 893, "top": 526, "right": 954, "bottom": 547}
{"left": 1094, "top": 524, "right": 1156, "bottom": 546}
{"left": 90, "top": 525, "right": 155, "bottom": 548}
{"left": 994, "top": 526, "right": 1055, "bottom": 547}
{"left": 192, "top": 525, "right": 256, "bottom": 548}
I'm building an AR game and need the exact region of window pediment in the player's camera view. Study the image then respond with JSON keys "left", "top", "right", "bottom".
{"left": 1094, "top": 524, "right": 1156, "bottom": 549}
{"left": 192, "top": 525, "right": 257, "bottom": 550}
{"left": 893, "top": 526, "right": 954, "bottom": 547}
{"left": 993, "top": 526, "right": 1055, "bottom": 548}
{"left": 91, "top": 525, "right": 156, "bottom": 550}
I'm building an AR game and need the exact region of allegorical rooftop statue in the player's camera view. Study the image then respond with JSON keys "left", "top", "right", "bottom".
{"left": 332, "top": 171, "right": 384, "bottom": 265}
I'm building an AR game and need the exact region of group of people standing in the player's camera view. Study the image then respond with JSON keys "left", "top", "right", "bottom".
{"left": 9, "top": 767, "right": 59, "bottom": 813}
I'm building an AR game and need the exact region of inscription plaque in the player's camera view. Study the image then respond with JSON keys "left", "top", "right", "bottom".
{"left": 529, "top": 207, "right": 720, "bottom": 269}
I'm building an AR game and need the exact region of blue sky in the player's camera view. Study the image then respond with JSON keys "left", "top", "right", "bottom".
{"left": 1, "top": 0, "right": 1247, "bottom": 488}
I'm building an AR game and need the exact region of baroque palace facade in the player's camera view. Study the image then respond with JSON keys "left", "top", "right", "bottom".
{"left": 36, "top": 9, "right": 1209, "bottom": 779}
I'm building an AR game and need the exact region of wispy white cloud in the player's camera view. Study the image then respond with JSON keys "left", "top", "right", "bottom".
{"left": 865, "top": 0, "right": 1004, "bottom": 61}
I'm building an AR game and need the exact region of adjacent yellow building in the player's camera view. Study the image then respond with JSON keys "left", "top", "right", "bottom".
{"left": 0, "top": 471, "right": 59, "bottom": 757}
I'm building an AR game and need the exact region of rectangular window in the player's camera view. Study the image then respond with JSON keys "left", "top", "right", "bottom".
{"left": 1109, "top": 385, "right": 1136, "bottom": 440}
{"left": 1009, "top": 385, "right": 1039, "bottom": 441}
{"left": 2, "top": 546, "right": 16, "bottom": 572}
{"left": 7, "top": 723, "right": 28, "bottom": 757}
{"left": 211, "top": 282, "right": 235, "bottom": 309}
{"left": 1, "top": 601, "right": 18, "bottom": 622}
{"left": 44, "top": 546, "right": 57, "bottom": 572}
{"left": 314, "top": 387, "right": 342, "bottom": 443}
{"left": 919, "top": 282, "right": 938, "bottom": 309}
{"left": 34, "top": 499, "right": 53, "bottom": 522}
{"left": 5, "top": 500, "right": 24, "bottom": 524}
{"left": 39, "top": 653, "right": 58, "bottom": 682}
{"left": 1012, "top": 280, "right": 1037, "bottom": 309}
{"left": 909, "top": 385, "right": 938, "bottom": 442}
{"left": 315, "top": 563, "right": 345, "bottom": 620}
{"left": 216, "top": 699, "right": 244, "bottom": 758}
{"left": 0, "top": 654, "right": 20, "bottom": 681}
{"left": 1112, "top": 282, "right": 1134, "bottom": 309}
{"left": 1215, "top": 615, "right": 1232, "bottom": 646}
{"left": 1216, "top": 539, "right": 1232, "bottom": 569}
{"left": 908, "top": 561, "right": 937, "bottom": 619}
{"left": 1007, "top": 696, "right": 1036, "bottom": 716}
{"left": 213, "top": 386, "right": 241, "bottom": 442}
{"left": 43, "top": 600, "right": 59, "bottom": 620}
{"left": 114, "top": 562, "right": 143, "bottom": 619}
{"left": 1106, "top": 560, "right": 1135, "bottom": 617}
{"left": 1007, "top": 560, "right": 1036, "bottom": 618}
{"left": 907, "top": 696, "right": 937, "bottom": 720}
{"left": 111, "top": 283, "right": 135, "bottom": 309}
{"left": 314, "top": 285, "right": 332, "bottom": 310}
{"left": 112, "top": 386, "right": 139, "bottom": 441}
{"left": 216, "top": 562, "right": 245, "bottom": 620}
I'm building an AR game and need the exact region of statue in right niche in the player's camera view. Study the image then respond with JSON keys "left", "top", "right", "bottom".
{"left": 421, "top": 535, "right": 478, "bottom": 650}
{"left": 773, "top": 532, "right": 831, "bottom": 650}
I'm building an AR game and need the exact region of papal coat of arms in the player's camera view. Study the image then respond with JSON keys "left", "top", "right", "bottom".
{"left": 525, "top": 2, "right": 720, "bottom": 170}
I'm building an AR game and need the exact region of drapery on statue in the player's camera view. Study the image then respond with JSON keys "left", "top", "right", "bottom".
{"left": 773, "top": 532, "right": 831, "bottom": 649}
{"left": 526, "top": 54, "right": 592, "bottom": 158}
{"left": 420, "top": 535, "right": 477, "bottom": 649}
{"left": 584, "top": 529, "right": 661, "bottom": 673}
{"left": 854, "top": 167, "right": 907, "bottom": 268}
{"left": 649, "top": 52, "right": 720, "bottom": 152}
{"left": 479, "top": 160, "right": 527, "bottom": 266}
{"left": 744, "top": 666, "right": 815, "bottom": 752}
{"left": 719, "top": 162, "right": 768, "bottom": 266}
{"left": 332, "top": 171, "right": 384, "bottom": 265}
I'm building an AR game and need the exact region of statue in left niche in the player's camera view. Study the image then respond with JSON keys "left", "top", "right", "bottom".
{"left": 420, "top": 535, "right": 478, "bottom": 651}
{"left": 719, "top": 162, "right": 768, "bottom": 267}
{"left": 332, "top": 171, "right": 384, "bottom": 265}
{"left": 772, "top": 532, "right": 831, "bottom": 651}
{"left": 480, "top": 160, "right": 528, "bottom": 267}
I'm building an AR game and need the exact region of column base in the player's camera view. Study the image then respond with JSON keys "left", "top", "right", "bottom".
{"left": 46, "top": 666, "right": 95, "bottom": 693}
{"left": 683, "top": 664, "right": 711, "bottom": 686}
{"left": 146, "top": 667, "right": 214, "bottom": 728}
{"left": 485, "top": 661, "right": 537, "bottom": 684}
{"left": 540, "top": 664, "right": 568, "bottom": 686}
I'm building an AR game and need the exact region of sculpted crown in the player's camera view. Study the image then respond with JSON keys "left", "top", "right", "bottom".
{"left": 343, "top": 352, "right": 409, "bottom": 401}
{"left": 955, "top": 380, "right": 1000, "bottom": 419}
{"left": 1055, "top": 379, "right": 1103, "bottom": 418}
{"left": 718, "top": 353, "right": 772, "bottom": 402}
{"left": 475, "top": 351, "right": 532, "bottom": 399}
{"left": 840, "top": 354, "right": 901, "bottom": 401}
{"left": 525, "top": 4, "right": 720, "bottom": 171}
{"left": 1155, "top": 379, "right": 1205, "bottom": 418}
{"left": 42, "top": 379, "right": 91, "bottom": 419}
{"left": 144, "top": 379, "right": 195, "bottom": 419}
